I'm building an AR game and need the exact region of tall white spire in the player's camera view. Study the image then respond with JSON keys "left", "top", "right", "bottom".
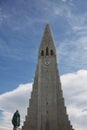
{"left": 22, "top": 24, "right": 75, "bottom": 130}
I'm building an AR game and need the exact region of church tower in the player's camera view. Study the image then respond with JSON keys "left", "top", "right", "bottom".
{"left": 22, "top": 24, "right": 74, "bottom": 130}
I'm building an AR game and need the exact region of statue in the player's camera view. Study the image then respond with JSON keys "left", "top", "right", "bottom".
{"left": 12, "top": 110, "right": 20, "bottom": 129}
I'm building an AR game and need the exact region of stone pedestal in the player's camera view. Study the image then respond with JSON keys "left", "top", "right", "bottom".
{"left": 13, "top": 128, "right": 18, "bottom": 130}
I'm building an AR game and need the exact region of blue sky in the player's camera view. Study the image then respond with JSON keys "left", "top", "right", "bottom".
{"left": 0, "top": 0, "right": 87, "bottom": 130}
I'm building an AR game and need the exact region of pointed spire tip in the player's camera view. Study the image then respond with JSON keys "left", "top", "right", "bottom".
{"left": 45, "top": 23, "right": 50, "bottom": 29}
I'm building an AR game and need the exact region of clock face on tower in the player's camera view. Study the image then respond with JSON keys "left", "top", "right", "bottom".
{"left": 45, "top": 61, "right": 50, "bottom": 65}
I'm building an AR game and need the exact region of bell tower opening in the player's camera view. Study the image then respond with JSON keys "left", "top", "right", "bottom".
{"left": 50, "top": 50, "right": 53, "bottom": 55}
{"left": 41, "top": 50, "right": 44, "bottom": 56}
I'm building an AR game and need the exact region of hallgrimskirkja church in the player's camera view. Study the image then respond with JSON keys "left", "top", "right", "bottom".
{"left": 22, "top": 24, "right": 74, "bottom": 130}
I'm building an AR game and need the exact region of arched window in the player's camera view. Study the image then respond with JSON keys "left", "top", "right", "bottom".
{"left": 46, "top": 47, "right": 49, "bottom": 56}
{"left": 41, "top": 50, "right": 44, "bottom": 56}
{"left": 50, "top": 50, "right": 53, "bottom": 55}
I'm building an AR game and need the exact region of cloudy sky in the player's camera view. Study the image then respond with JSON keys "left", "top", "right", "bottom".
{"left": 0, "top": 0, "right": 87, "bottom": 130}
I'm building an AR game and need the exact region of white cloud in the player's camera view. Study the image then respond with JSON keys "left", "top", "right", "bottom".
{"left": 62, "top": 0, "right": 67, "bottom": 2}
{"left": 51, "top": 1, "right": 87, "bottom": 38}
{"left": 0, "top": 83, "right": 32, "bottom": 130}
{"left": 61, "top": 70, "right": 87, "bottom": 130}
{"left": 66, "top": 10, "right": 87, "bottom": 37}
{"left": 0, "top": 8, "right": 10, "bottom": 25}
{"left": 0, "top": 70, "right": 87, "bottom": 130}
{"left": 58, "top": 34, "right": 87, "bottom": 72}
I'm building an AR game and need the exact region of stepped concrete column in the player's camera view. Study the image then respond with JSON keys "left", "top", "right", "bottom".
{"left": 22, "top": 24, "right": 75, "bottom": 130}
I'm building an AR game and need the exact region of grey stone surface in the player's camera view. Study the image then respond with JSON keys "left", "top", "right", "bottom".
{"left": 22, "top": 24, "right": 74, "bottom": 130}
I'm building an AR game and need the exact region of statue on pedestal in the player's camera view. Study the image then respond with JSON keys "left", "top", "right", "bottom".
{"left": 12, "top": 110, "right": 20, "bottom": 130}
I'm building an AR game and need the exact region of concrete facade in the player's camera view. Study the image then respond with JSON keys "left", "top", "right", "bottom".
{"left": 22, "top": 24, "right": 74, "bottom": 130}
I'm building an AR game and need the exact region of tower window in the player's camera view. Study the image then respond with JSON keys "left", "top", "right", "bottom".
{"left": 46, "top": 111, "right": 48, "bottom": 114}
{"left": 45, "top": 121, "right": 50, "bottom": 130}
{"left": 41, "top": 50, "right": 44, "bottom": 56}
{"left": 46, "top": 102, "right": 48, "bottom": 105}
{"left": 50, "top": 50, "right": 53, "bottom": 55}
{"left": 46, "top": 47, "right": 49, "bottom": 56}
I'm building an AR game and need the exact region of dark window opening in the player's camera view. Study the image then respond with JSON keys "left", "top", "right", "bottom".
{"left": 41, "top": 50, "right": 44, "bottom": 56}
{"left": 45, "top": 121, "right": 50, "bottom": 130}
{"left": 46, "top": 47, "right": 49, "bottom": 56}
{"left": 50, "top": 50, "right": 53, "bottom": 55}
{"left": 46, "top": 102, "right": 48, "bottom": 105}
{"left": 46, "top": 111, "right": 48, "bottom": 114}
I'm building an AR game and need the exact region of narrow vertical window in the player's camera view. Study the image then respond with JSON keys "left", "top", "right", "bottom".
{"left": 46, "top": 102, "right": 48, "bottom": 105}
{"left": 41, "top": 50, "right": 44, "bottom": 56}
{"left": 46, "top": 111, "right": 48, "bottom": 114}
{"left": 50, "top": 50, "right": 53, "bottom": 55}
{"left": 46, "top": 47, "right": 49, "bottom": 56}
{"left": 45, "top": 121, "right": 50, "bottom": 130}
